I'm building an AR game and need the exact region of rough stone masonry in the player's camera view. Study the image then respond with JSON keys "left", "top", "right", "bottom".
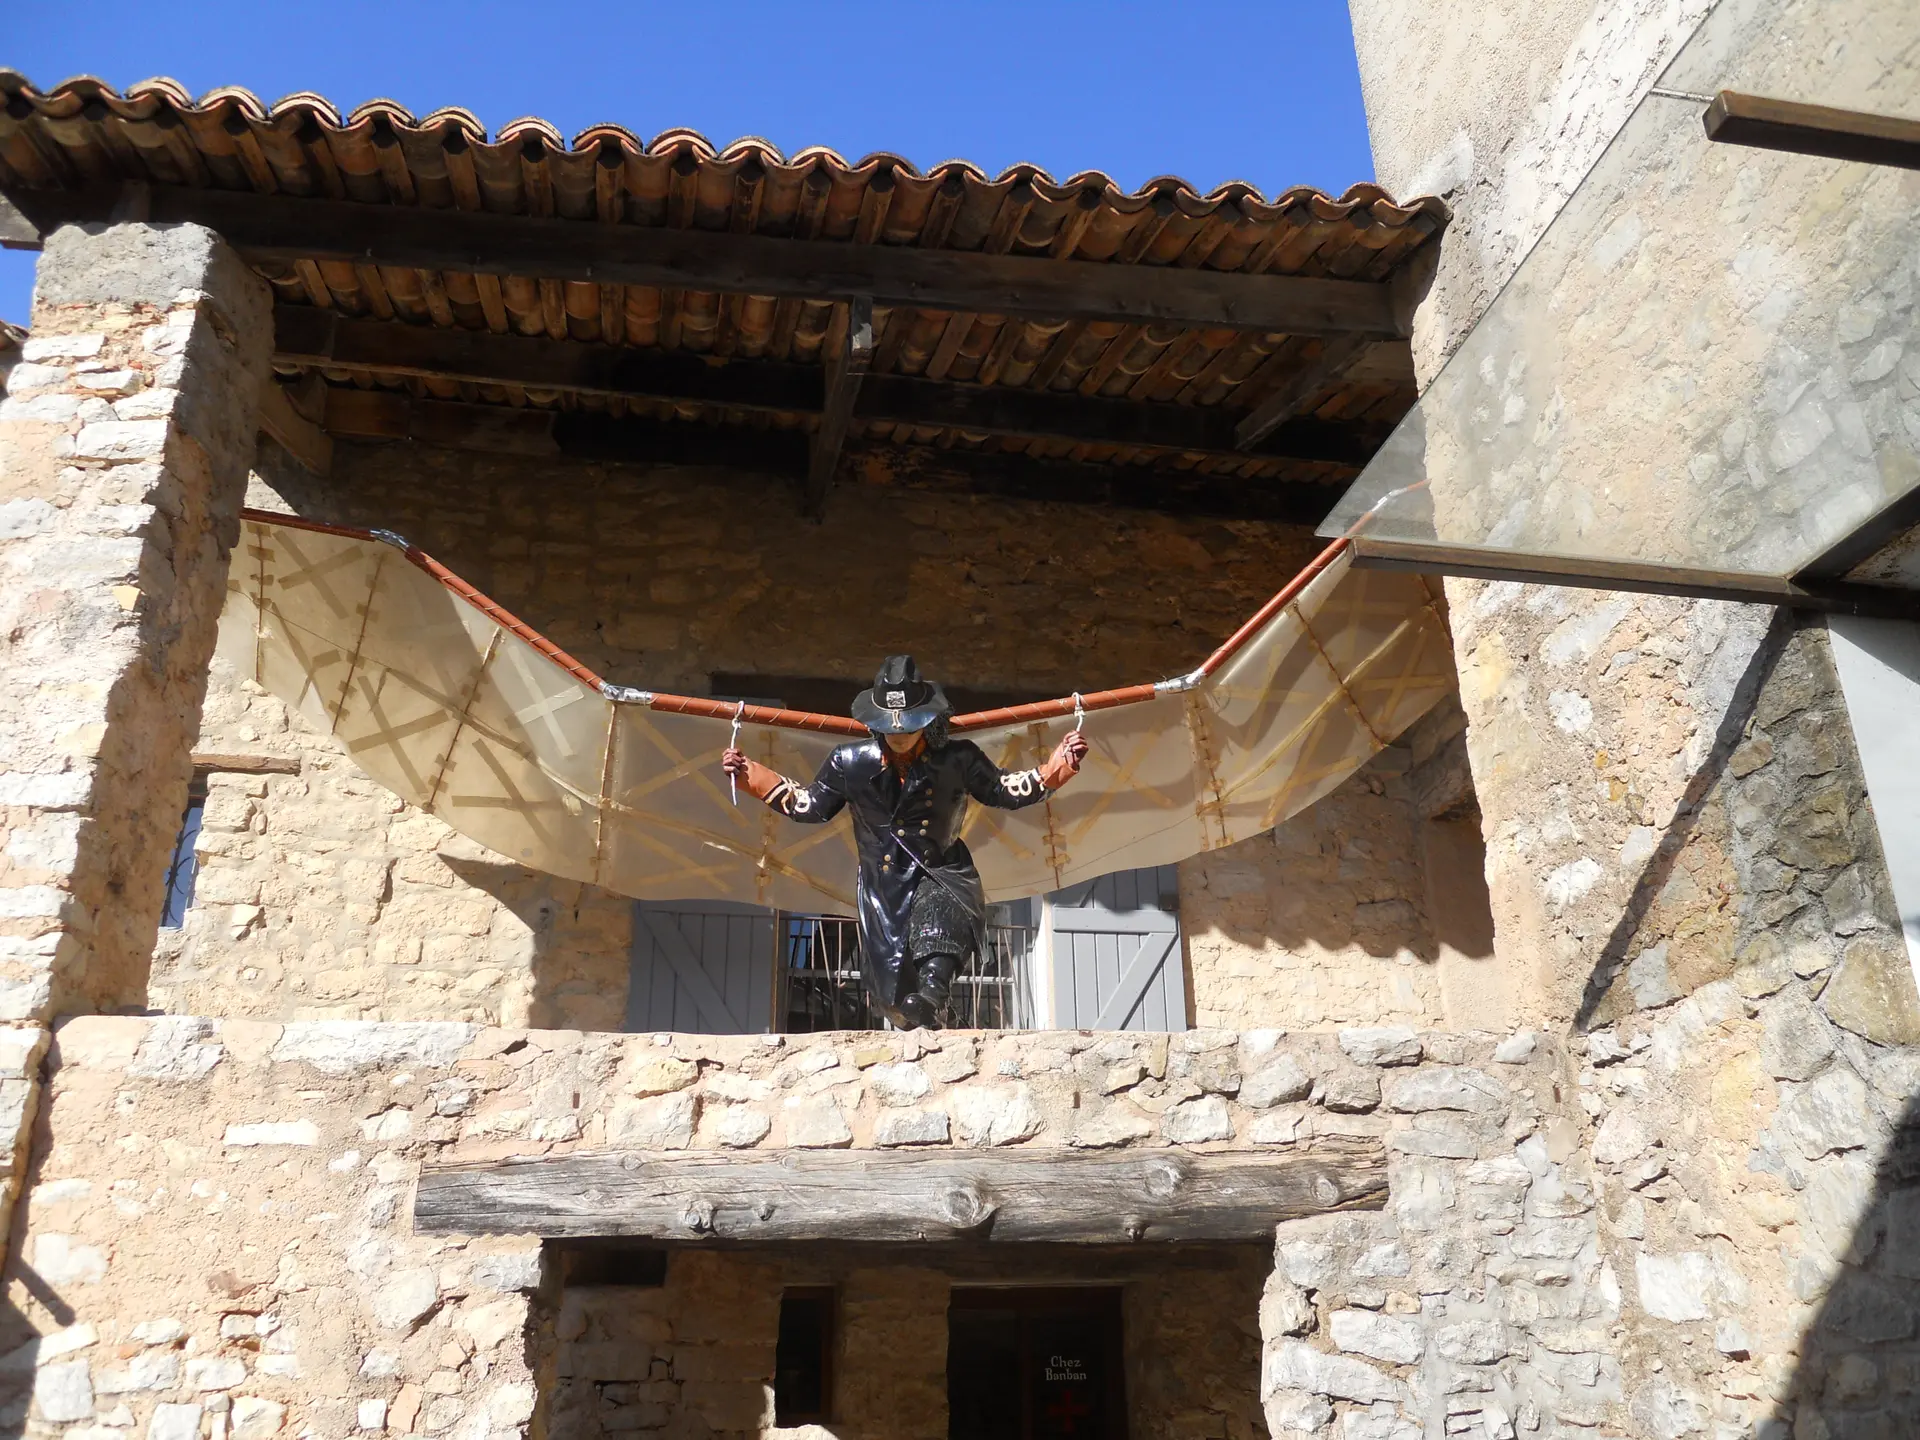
{"left": 0, "top": 221, "right": 270, "bottom": 1247}
{"left": 0, "top": 223, "right": 269, "bottom": 1023}
{"left": 9, "top": 1017, "right": 1634, "bottom": 1440}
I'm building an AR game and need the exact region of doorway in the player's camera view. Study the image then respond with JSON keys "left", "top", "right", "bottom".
{"left": 948, "top": 1288, "right": 1126, "bottom": 1440}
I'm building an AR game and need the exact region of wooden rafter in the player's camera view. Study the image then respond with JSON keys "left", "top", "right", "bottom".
{"left": 1233, "top": 334, "right": 1373, "bottom": 451}
{"left": 806, "top": 296, "right": 873, "bottom": 517}
{"left": 271, "top": 308, "right": 1387, "bottom": 468}
{"left": 316, "top": 389, "right": 1350, "bottom": 526}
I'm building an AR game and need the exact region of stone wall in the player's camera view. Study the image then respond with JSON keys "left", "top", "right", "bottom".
{"left": 0, "top": 1018, "right": 1452, "bottom": 1440}
{"left": 7, "top": 1017, "right": 545, "bottom": 1440}
{"left": 150, "top": 437, "right": 1461, "bottom": 1031}
{"left": 0, "top": 224, "right": 270, "bottom": 1023}
{"left": 0, "top": 221, "right": 270, "bottom": 1266}
{"left": 24, "top": 1012, "right": 1857, "bottom": 1440}
{"left": 551, "top": 1249, "right": 1267, "bottom": 1440}
{"left": 1347, "top": 0, "right": 1920, "bottom": 1433}
{"left": 1181, "top": 700, "right": 1489, "bottom": 1034}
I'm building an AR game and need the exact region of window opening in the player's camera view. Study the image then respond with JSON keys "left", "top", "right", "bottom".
{"left": 774, "top": 1287, "right": 835, "bottom": 1425}
{"left": 776, "top": 900, "right": 1037, "bottom": 1032}
{"left": 159, "top": 777, "right": 208, "bottom": 929}
{"left": 559, "top": 1247, "right": 666, "bottom": 1287}
{"left": 949, "top": 1288, "right": 1125, "bottom": 1440}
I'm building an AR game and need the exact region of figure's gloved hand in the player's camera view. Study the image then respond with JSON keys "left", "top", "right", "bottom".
{"left": 1039, "top": 730, "right": 1089, "bottom": 790}
{"left": 721, "top": 749, "right": 784, "bottom": 802}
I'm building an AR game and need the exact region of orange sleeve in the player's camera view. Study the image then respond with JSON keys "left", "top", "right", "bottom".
{"left": 740, "top": 758, "right": 786, "bottom": 802}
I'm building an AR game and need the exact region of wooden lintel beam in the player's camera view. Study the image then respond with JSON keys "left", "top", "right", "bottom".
{"left": 317, "top": 391, "right": 1345, "bottom": 525}
{"left": 412, "top": 1143, "right": 1387, "bottom": 1242}
{"left": 1703, "top": 91, "right": 1920, "bottom": 172}
{"left": 805, "top": 296, "right": 872, "bottom": 518}
{"left": 272, "top": 308, "right": 1386, "bottom": 469}
{"left": 2, "top": 184, "right": 1405, "bottom": 336}
{"left": 1232, "top": 335, "right": 1373, "bottom": 451}
{"left": 191, "top": 752, "right": 303, "bottom": 775}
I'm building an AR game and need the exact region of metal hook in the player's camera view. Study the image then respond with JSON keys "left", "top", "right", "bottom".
{"left": 729, "top": 700, "right": 745, "bottom": 807}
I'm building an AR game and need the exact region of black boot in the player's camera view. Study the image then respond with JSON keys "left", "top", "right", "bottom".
{"left": 908, "top": 951, "right": 960, "bottom": 1030}
{"left": 895, "top": 993, "right": 938, "bottom": 1030}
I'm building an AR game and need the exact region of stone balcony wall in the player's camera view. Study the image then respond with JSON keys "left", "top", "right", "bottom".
{"left": 0, "top": 1016, "right": 1635, "bottom": 1440}
{"left": 8, "top": 1010, "right": 1914, "bottom": 1438}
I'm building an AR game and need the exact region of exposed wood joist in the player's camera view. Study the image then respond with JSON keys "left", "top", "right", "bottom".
{"left": 1703, "top": 91, "right": 1920, "bottom": 171}
{"left": 317, "top": 389, "right": 1348, "bottom": 526}
{"left": 807, "top": 297, "right": 872, "bottom": 518}
{"left": 1233, "top": 335, "right": 1372, "bottom": 451}
{"left": 1, "top": 183, "right": 1406, "bottom": 337}
{"left": 412, "top": 1143, "right": 1387, "bottom": 1242}
{"left": 272, "top": 307, "right": 1385, "bottom": 468}
{"left": 255, "top": 376, "right": 333, "bottom": 475}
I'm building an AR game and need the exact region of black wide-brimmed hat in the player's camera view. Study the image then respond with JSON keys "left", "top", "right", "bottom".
{"left": 851, "top": 654, "right": 950, "bottom": 733}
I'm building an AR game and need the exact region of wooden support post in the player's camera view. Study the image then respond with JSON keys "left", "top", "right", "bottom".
{"left": 806, "top": 295, "right": 873, "bottom": 518}
{"left": 1233, "top": 336, "right": 1371, "bottom": 451}
{"left": 412, "top": 1141, "right": 1387, "bottom": 1242}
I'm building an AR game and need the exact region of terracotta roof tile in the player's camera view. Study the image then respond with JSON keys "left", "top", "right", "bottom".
{"left": 0, "top": 72, "right": 1447, "bottom": 507}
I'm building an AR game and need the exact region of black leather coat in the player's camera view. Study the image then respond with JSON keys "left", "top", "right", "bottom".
{"left": 757, "top": 738, "right": 1050, "bottom": 1006}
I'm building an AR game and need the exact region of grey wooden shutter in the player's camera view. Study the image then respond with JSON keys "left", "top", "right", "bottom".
{"left": 627, "top": 900, "right": 775, "bottom": 1034}
{"left": 1048, "top": 865, "right": 1187, "bottom": 1031}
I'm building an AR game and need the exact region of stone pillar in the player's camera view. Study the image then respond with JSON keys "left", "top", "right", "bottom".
{"left": 1349, "top": 4, "right": 1920, "bottom": 1435}
{"left": 0, "top": 223, "right": 269, "bottom": 1023}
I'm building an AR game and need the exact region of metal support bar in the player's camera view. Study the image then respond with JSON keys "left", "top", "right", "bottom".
{"left": 1349, "top": 538, "right": 1920, "bottom": 619}
{"left": 1792, "top": 486, "right": 1920, "bottom": 586}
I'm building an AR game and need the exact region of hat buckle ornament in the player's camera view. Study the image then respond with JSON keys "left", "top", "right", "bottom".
{"left": 852, "top": 654, "right": 951, "bottom": 733}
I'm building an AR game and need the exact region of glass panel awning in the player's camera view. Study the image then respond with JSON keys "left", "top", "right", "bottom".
{"left": 1317, "top": 0, "right": 1919, "bottom": 609}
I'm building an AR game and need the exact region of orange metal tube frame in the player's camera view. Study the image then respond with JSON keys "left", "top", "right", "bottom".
{"left": 237, "top": 507, "right": 1351, "bottom": 739}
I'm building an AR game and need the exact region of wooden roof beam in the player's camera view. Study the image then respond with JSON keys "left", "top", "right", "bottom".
{"left": 272, "top": 307, "right": 1389, "bottom": 469}
{"left": 806, "top": 297, "right": 872, "bottom": 519}
{"left": 1233, "top": 335, "right": 1372, "bottom": 451}
{"left": 4, "top": 183, "right": 1407, "bottom": 337}
{"left": 316, "top": 389, "right": 1347, "bottom": 527}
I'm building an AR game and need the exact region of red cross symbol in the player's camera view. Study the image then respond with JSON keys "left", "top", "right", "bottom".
{"left": 1046, "top": 1390, "right": 1094, "bottom": 1435}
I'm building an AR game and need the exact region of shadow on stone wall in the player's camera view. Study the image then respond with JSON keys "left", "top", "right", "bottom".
{"left": 0, "top": 1081, "right": 90, "bottom": 1439}
{"left": 439, "top": 858, "right": 630, "bottom": 1034}
{"left": 1761, "top": 1086, "right": 1920, "bottom": 1438}
{"left": 1572, "top": 610, "right": 1805, "bottom": 1032}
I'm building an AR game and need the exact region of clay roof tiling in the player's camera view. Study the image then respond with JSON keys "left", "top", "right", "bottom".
{"left": 0, "top": 73, "right": 1449, "bottom": 493}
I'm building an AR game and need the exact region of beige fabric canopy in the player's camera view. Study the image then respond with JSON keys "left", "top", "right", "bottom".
{"left": 218, "top": 512, "right": 1452, "bottom": 908}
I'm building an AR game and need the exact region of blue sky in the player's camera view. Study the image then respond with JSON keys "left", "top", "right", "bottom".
{"left": 1, "top": 1, "right": 1376, "bottom": 327}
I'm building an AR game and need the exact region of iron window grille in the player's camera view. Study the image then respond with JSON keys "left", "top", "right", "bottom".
{"left": 775, "top": 913, "right": 1037, "bottom": 1032}
{"left": 159, "top": 777, "right": 208, "bottom": 929}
